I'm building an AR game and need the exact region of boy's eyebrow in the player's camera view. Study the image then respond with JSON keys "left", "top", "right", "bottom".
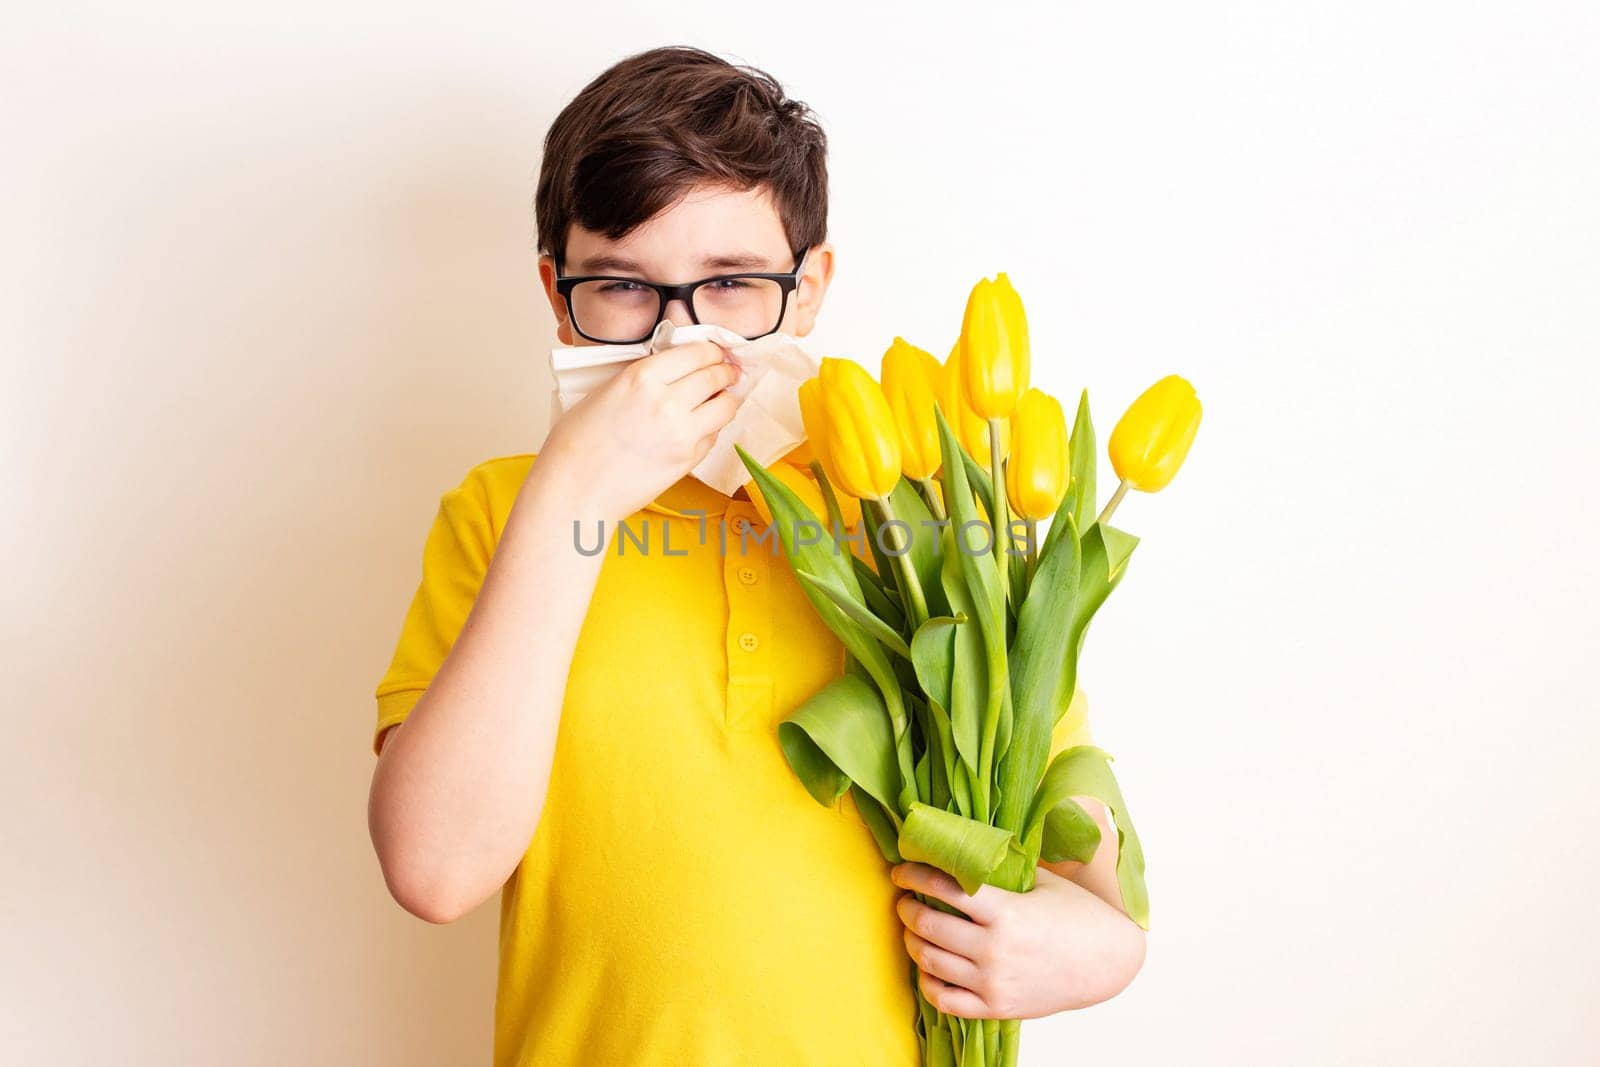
{"left": 569, "top": 251, "right": 783, "bottom": 275}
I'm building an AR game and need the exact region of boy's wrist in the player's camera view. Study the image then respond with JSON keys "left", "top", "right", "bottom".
{"left": 523, "top": 446, "right": 626, "bottom": 527}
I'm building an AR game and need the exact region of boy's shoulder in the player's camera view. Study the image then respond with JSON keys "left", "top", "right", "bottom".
{"left": 443, "top": 452, "right": 538, "bottom": 541}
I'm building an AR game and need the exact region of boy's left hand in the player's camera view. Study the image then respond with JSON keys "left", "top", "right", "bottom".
{"left": 889, "top": 860, "right": 1145, "bottom": 1020}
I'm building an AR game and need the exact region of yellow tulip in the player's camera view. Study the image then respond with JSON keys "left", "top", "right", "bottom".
{"left": 816, "top": 357, "right": 902, "bottom": 500}
{"left": 939, "top": 343, "right": 1009, "bottom": 462}
{"left": 779, "top": 440, "right": 815, "bottom": 468}
{"left": 1108, "top": 375, "right": 1202, "bottom": 492}
{"left": 798, "top": 377, "right": 838, "bottom": 482}
{"left": 957, "top": 273, "right": 1030, "bottom": 420}
{"left": 795, "top": 377, "right": 864, "bottom": 527}
{"left": 880, "top": 337, "right": 943, "bottom": 481}
{"left": 1006, "top": 388, "right": 1070, "bottom": 521}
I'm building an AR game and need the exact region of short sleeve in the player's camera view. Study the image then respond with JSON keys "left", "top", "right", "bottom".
{"left": 371, "top": 473, "right": 495, "bottom": 754}
{"left": 1046, "top": 685, "right": 1094, "bottom": 762}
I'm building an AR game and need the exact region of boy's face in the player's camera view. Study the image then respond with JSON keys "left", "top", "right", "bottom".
{"left": 537, "top": 182, "right": 835, "bottom": 347}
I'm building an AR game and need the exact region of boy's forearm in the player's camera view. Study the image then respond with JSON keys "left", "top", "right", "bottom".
{"left": 367, "top": 456, "right": 611, "bottom": 923}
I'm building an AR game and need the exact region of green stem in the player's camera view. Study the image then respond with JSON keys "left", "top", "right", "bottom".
{"left": 1024, "top": 519, "right": 1039, "bottom": 586}
{"left": 809, "top": 460, "right": 849, "bottom": 547}
{"left": 1095, "top": 478, "right": 1131, "bottom": 527}
{"left": 998, "top": 1017, "right": 1021, "bottom": 1066}
{"left": 988, "top": 419, "right": 1009, "bottom": 586}
{"left": 916, "top": 476, "right": 946, "bottom": 521}
{"left": 873, "top": 495, "right": 929, "bottom": 627}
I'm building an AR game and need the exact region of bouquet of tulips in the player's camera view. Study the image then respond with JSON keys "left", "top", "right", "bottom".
{"left": 736, "top": 272, "right": 1200, "bottom": 1067}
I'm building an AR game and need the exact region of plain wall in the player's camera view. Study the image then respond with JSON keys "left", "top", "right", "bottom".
{"left": 6, "top": 3, "right": 1597, "bottom": 1064}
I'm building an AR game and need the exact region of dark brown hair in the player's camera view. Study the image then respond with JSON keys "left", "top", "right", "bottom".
{"left": 535, "top": 46, "right": 828, "bottom": 268}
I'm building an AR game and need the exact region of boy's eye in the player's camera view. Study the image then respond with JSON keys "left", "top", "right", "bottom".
{"left": 706, "top": 278, "right": 752, "bottom": 290}
{"left": 597, "top": 280, "right": 646, "bottom": 294}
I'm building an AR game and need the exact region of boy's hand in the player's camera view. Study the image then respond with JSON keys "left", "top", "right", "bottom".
{"left": 889, "top": 861, "right": 1146, "bottom": 1019}
{"left": 540, "top": 339, "right": 743, "bottom": 519}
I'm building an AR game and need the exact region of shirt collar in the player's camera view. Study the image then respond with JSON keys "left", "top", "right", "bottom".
{"left": 640, "top": 451, "right": 817, "bottom": 520}
{"left": 643, "top": 474, "right": 739, "bottom": 519}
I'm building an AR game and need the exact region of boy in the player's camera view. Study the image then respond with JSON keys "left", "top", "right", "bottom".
{"left": 368, "top": 45, "right": 1145, "bottom": 1067}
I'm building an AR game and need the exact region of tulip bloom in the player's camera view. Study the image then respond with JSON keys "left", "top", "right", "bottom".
{"left": 816, "top": 357, "right": 902, "bottom": 501}
{"left": 1006, "top": 388, "right": 1069, "bottom": 522}
{"left": 958, "top": 273, "right": 1030, "bottom": 420}
{"left": 798, "top": 377, "right": 838, "bottom": 483}
{"left": 880, "top": 337, "right": 943, "bottom": 481}
{"left": 1109, "top": 375, "right": 1202, "bottom": 492}
{"left": 939, "top": 344, "right": 1009, "bottom": 462}
{"left": 795, "top": 377, "right": 864, "bottom": 528}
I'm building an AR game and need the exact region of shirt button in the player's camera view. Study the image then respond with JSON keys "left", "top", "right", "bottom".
{"left": 738, "top": 632, "right": 760, "bottom": 652}
{"left": 737, "top": 566, "right": 758, "bottom": 585}
{"left": 732, "top": 516, "right": 751, "bottom": 533}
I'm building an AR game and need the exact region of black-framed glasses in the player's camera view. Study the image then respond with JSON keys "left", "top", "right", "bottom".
{"left": 554, "top": 247, "right": 809, "bottom": 344}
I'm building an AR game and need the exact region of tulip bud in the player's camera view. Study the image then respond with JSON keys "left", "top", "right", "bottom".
{"left": 958, "top": 273, "right": 1030, "bottom": 420}
{"left": 1006, "top": 388, "right": 1070, "bottom": 521}
{"left": 798, "top": 377, "right": 838, "bottom": 482}
{"left": 796, "top": 376, "right": 865, "bottom": 526}
{"left": 1108, "top": 375, "right": 1202, "bottom": 492}
{"left": 939, "top": 344, "right": 1009, "bottom": 462}
{"left": 817, "top": 357, "right": 903, "bottom": 500}
{"left": 880, "top": 337, "right": 943, "bottom": 481}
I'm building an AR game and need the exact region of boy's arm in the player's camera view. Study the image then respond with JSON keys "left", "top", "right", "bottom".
{"left": 367, "top": 340, "right": 741, "bottom": 923}
{"left": 367, "top": 455, "right": 607, "bottom": 923}
{"left": 1038, "top": 798, "right": 1130, "bottom": 912}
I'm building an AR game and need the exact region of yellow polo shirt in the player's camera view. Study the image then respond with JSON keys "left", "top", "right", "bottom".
{"left": 372, "top": 452, "right": 1094, "bottom": 1067}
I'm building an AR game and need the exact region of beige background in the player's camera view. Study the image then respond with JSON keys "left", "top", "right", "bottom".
{"left": 7, "top": 3, "right": 1598, "bottom": 1065}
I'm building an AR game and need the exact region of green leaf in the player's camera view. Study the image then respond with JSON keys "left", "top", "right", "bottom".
{"left": 848, "top": 783, "right": 903, "bottom": 863}
{"left": 736, "top": 445, "right": 854, "bottom": 592}
{"left": 795, "top": 567, "right": 911, "bottom": 660}
{"left": 934, "top": 409, "right": 1008, "bottom": 808}
{"left": 1068, "top": 388, "right": 1097, "bottom": 536}
{"left": 852, "top": 553, "right": 905, "bottom": 631}
{"left": 910, "top": 615, "right": 959, "bottom": 713}
{"left": 1027, "top": 745, "right": 1149, "bottom": 929}
{"left": 897, "top": 801, "right": 1022, "bottom": 896}
{"left": 959, "top": 446, "right": 996, "bottom": 528}
{"left": 1059, "top": 522, "right": 1139, "bottom": 723}
{"left": 911, "top": 615, "right": 970, "bottom": 817}
{"left": 740, "top": 447, "right": 913, "bottom": 794}
{"left": 1038, "top": 797, "right": 1101, "bottom": 864}
{"left": 994, "top": 498, "right": 1082, "bottom": 834}
{"left": 778, "top": 673, "right": 900, "bottom": 818}
{"left": 936, "top": 532, "right": 983, "bottom": 777}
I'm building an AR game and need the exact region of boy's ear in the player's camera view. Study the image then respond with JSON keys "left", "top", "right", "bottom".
{"left": 788, "top": 241, "right": 836, "bottom": 339}
{"left": 537, "top": 254, "right": 575, "bottom": 345}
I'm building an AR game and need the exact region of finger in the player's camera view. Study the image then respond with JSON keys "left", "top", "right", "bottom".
{"left": 918, "top": 970, "right": 994, "bottom": 1021}
{"left": 903, "top": 927, "right": 981, "bottom": 989}
{"left": 895, "top": 893, "right": 985, "bottom": 960}
{"left": 891, "top": 862, "right": 1004, "bottom": 925}
{"left": 670, "top": 359, "right": 741, "bottom": 408}
{"left": 635, "top": 340, "right": 733, "bottom": 385}
{"left": 687, "top": 388, "right": 741, "bottom": 439}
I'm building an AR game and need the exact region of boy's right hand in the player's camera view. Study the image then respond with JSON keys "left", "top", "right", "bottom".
{"left": 538, "top": 339, "right": 744, "bottom": 519}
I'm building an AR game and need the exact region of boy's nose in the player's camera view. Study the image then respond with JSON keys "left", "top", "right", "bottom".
{"left": 663, "top": 298, "right": 696, "bottom": 327}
